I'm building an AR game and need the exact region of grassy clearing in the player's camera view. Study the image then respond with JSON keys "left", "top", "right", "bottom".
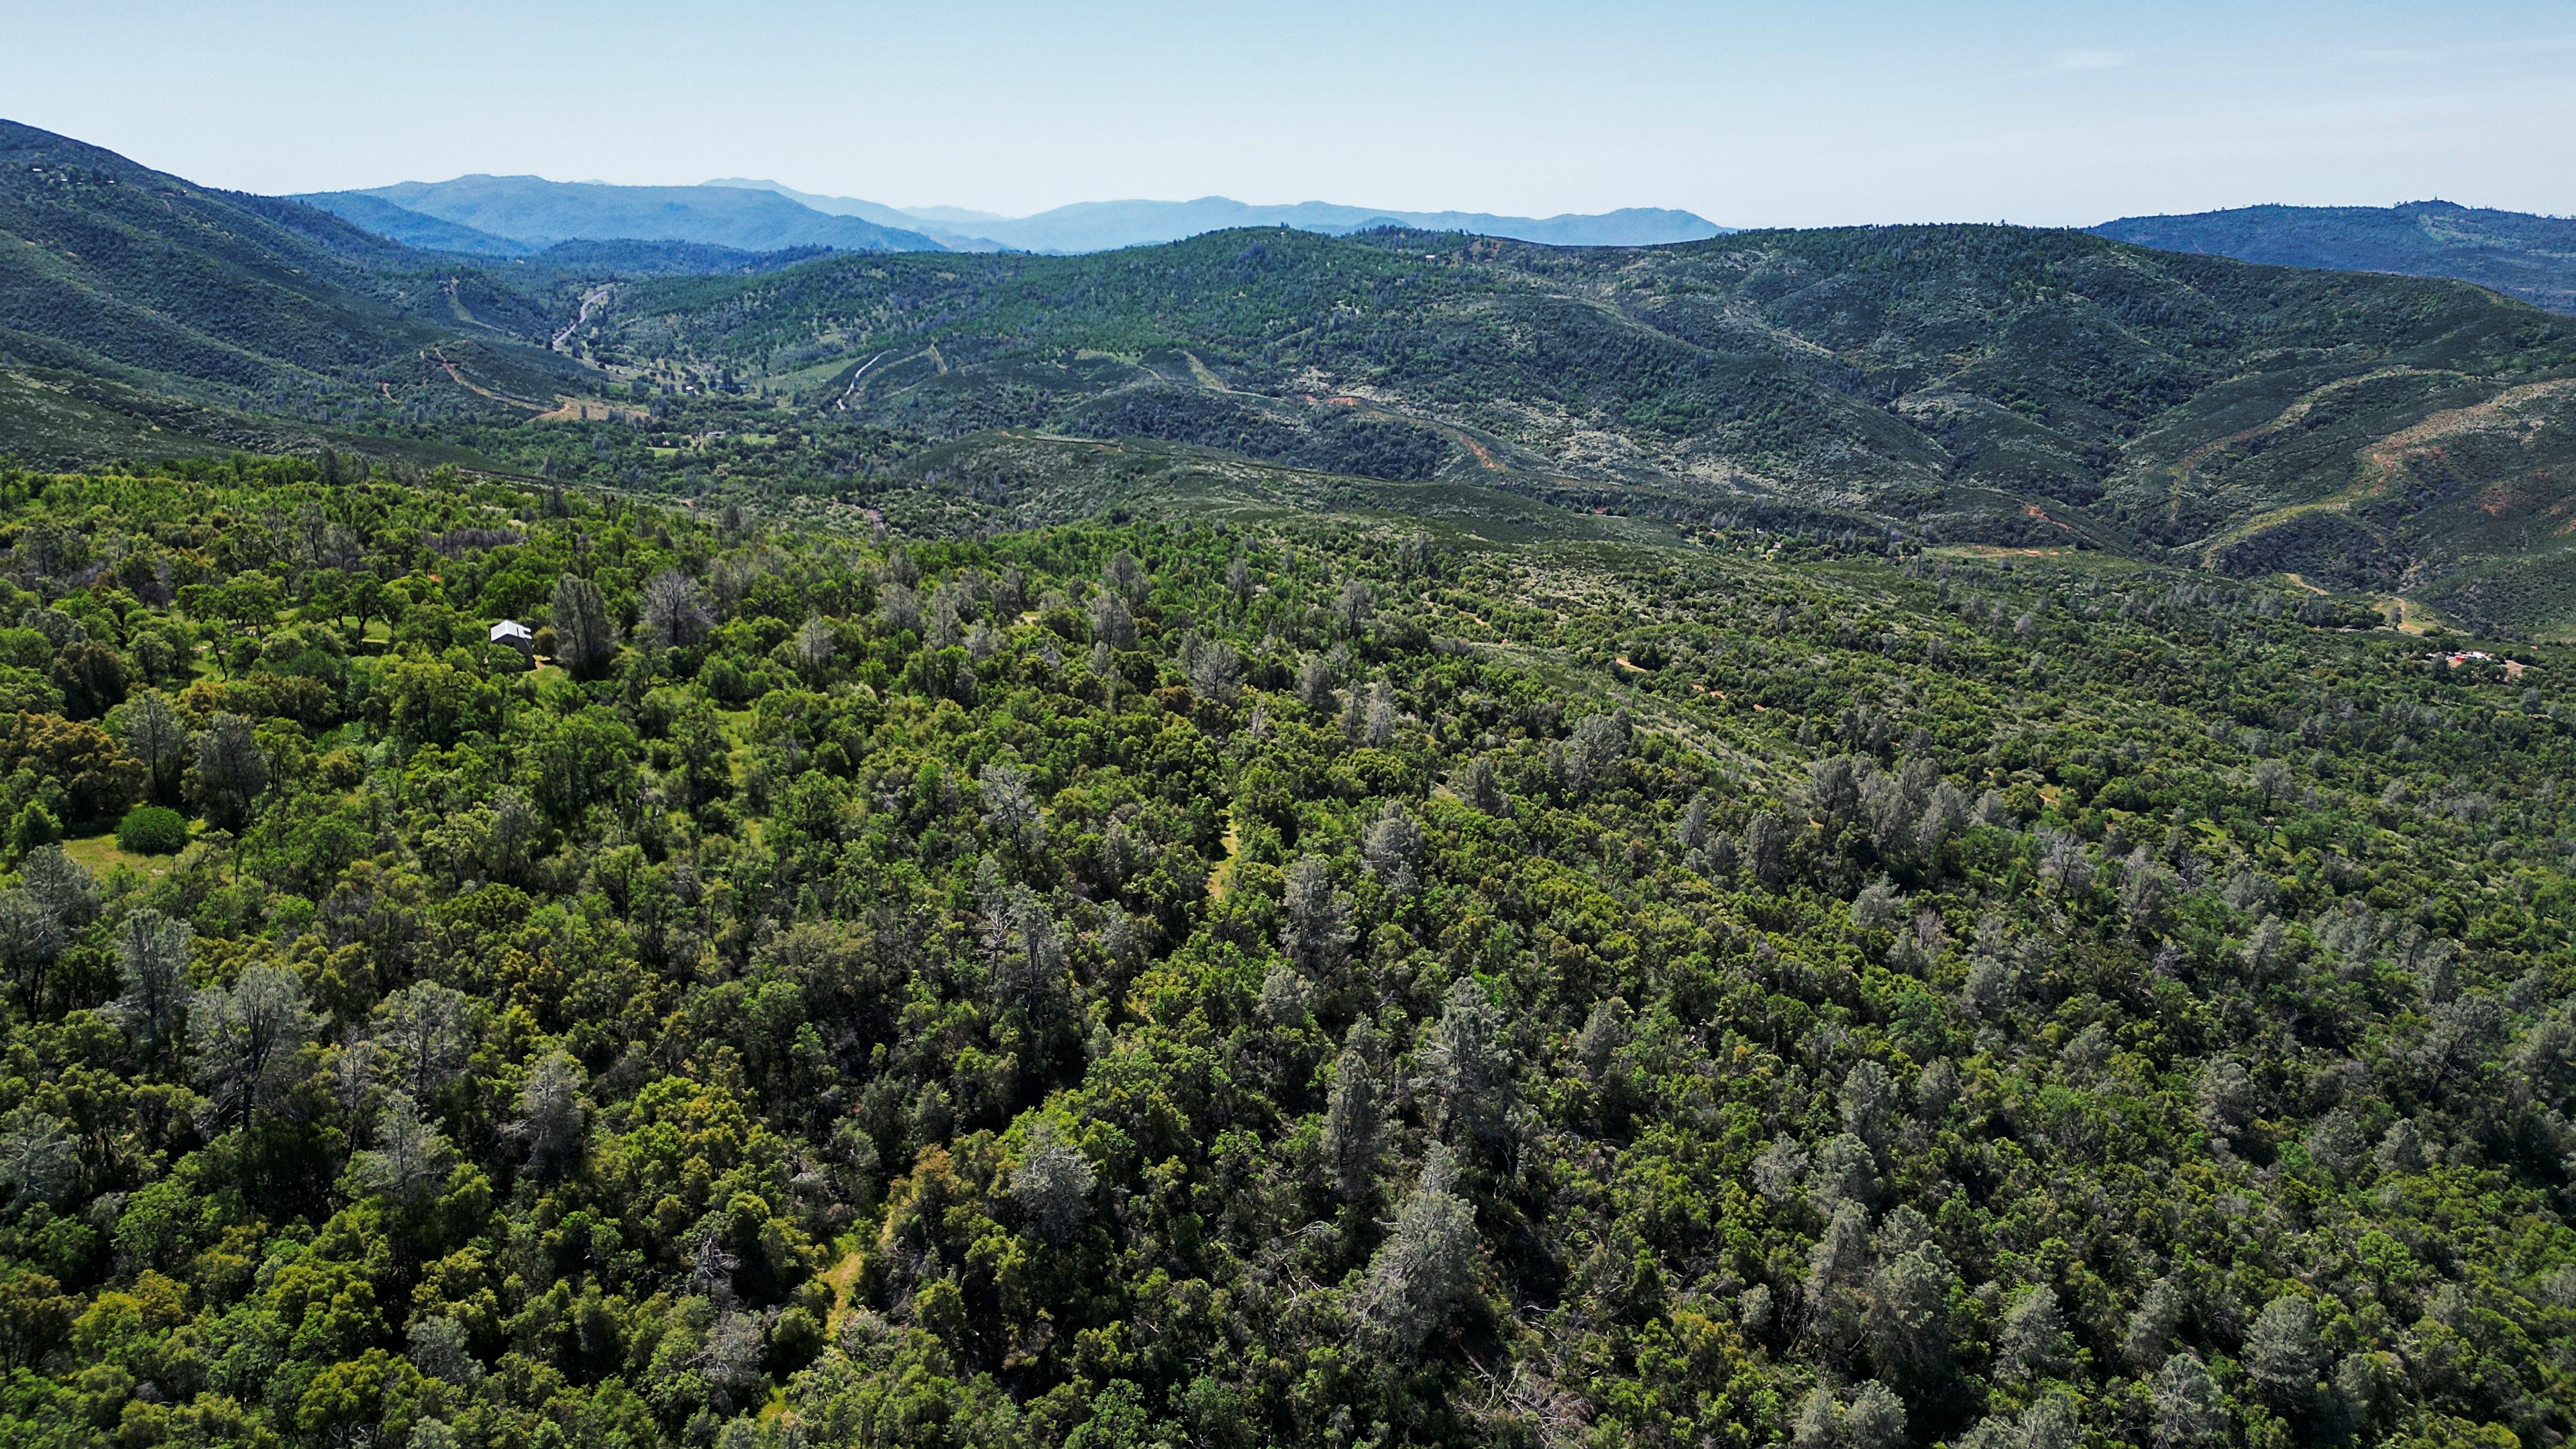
{"left": 63, "top": 831, "right": 181, "bottom": 887}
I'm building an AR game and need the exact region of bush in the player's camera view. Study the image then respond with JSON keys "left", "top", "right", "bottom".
{"left": 117, "top": 805, "right": 188, "bottom": 855}
{"left": 9, "top": 801, "right": 61, "bottom": 855}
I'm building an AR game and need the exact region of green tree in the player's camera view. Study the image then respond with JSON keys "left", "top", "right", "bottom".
{"left": 193, "top": 962, "right": 319, "bottom": 1128}
{"left": 1323, "top": 1022, "right": 1386, "bottom": 1201}
{"left": 189, "top": 712, "right": 268, "bottom": 828}
{"left": 521, "top": 708, "right": 639, "bottom": 826}
{"left": 1357, "top": 1145, "right": 1479, "bottom": 1352}
{"left": 113, "top": 908, "right": 194, "bottom": 1061}
{"left": 109, "top": 689, "right": 186, "bottom": 802}
{"left": 549, "top": 573, "right": 616, "bottom": 678}
{"left": 1008, "top": 1116, "right": 1096, "bottom": 1243}
{"left": 1, "top": 711, "right": 144, "bottom": 826}
{"left": 49, "top": 638, "right": 127, "bottom": 720}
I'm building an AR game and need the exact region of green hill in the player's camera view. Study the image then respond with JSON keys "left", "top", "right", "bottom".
{"left": 2094, "top": 201, "right": 2576, "bottom": 315}
{"left": 0, "top": 119, "right": 622, "bottom": 460}
{"left": 1, "top": 119, "right": 448, "bottom": 395}
{"left": 576, "top": 225, "right": 2576, "bottom": 627}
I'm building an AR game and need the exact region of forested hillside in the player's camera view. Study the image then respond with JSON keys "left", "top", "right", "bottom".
{"left": 0, "top": 122, "right": 587, "bottom": 411}
{"left": 0, "top": 123, "right": 837, "bottom": 473}
{"left": 2095, "top": 203, "right": 2576, "bottom": 317}
{"left": 0, "top": 456, "right": 2570, "bottom": 1448}
{"left": 574, "top": 225, "right": 2576, "bottom": 628}
{"left": 0, "top": 121, "right": 619, "bottom": 470}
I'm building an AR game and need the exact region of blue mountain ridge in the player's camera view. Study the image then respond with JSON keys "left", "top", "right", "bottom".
{"left": 294, "top": 176, "right": 947, "bottom": 254}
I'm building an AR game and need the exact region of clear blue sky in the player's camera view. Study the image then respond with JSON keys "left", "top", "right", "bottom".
{"left": 8, "top": 1, "right": 2571, "bottom": 226}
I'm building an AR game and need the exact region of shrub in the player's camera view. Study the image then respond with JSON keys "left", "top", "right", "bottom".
{"left": 9, "top": 801, "right": 61, "bottom": 855}
{"left": 117, "top": 805, "right": 188, "bottom": 855}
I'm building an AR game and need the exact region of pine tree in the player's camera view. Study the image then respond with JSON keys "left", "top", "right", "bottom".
{"left": 352, "top": 1092, "right": 456, "bottom": 1201}
{"left": 113, "top": 908, "right": 193, "bottom": 1059}
{"left": 2245, "top": 1295, "right": 2325, "bottom": 1413}
{"left": 2124, "top": 1275, "right": 2188, "bottom": 1368}
{"left": 1743, "top": 810, "right": 1789, "bottom": 884}
{"left": 2151, "top": 1351, "right": 2226, "bottom": 1446}
{"left": 1361, "top": 802, "right": 1425, "bottom": 895}
{"left": 639, "top": 567, "right": 710, "bottom": 649}
{"left": 1323, "top": 1023, "right": 1385, "bottom": 1200}
{"left": 549, "top": 573, "right": 616, "bottom": 676}
{"left": 1296, "top": 653, "right": 1337, "bottom": 712}
{"left": 1358, "top": 1144, "right": 1478, "bottom": 1351}
{"left": 1430, "top": 977, "right": 1509, "bottom": 1147}
{"left": 1336, "top": 579, "right": 1374, "bottom": 635}
{"left": 1279, "top": 858, "right": 1351, "bottom": 977}
{"left": 111, "top": 689, "right": 186, "bottom": 802}
{"left": 1840, "top": 1060, "right": 1896, "bottom": 1151}
{"left": 1010, "top": 1118, "right": 1096, "bottom": 1242}
{"left": 407, "top": 1316, "right": 482, "bottom": 1385}
{"left": 372, "top": 982, "right": 472, "bottom": 1102}
{"left": 0, "top": 892, "right": 62, "bottom": 1017}
{"left": 191, "top": 712, "right": 268, "bottom": 828}
{"left": 1087, "top": 590, "right": 1137, "bottom": 649}
{"left": 513, "top": 1050, "right": 586, "bottom": 1180}
{"left": 1810, "top": 1132, "right": 1880, "bottom": 1208}
{"left": 194, "top": 964, "right": 319, "bottom": 1128}
{"left": 1841, "top": 1381, "right": 1906, "bottom": 1449}
{"left": 1996, "top": 1285, "right": 2072, "bottom": 1383}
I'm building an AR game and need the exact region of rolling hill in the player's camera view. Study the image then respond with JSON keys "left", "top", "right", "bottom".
{"left": 0, "top": 119, "right": 621, "bottom": 463}
{"left": 572, "top": 224, "right": 2576, "bottom": 629}
{"left": 0, "top": 121, "right": 901, "bottom": 470}
{"left": 8, "top": 117, "right": 2576, "bottom": 1449}
{"left": 2094, "top": 201, "right": 2576, "bottom": 315}
{"left": 10, "top": 119, "right": 2576, "bottom": 633}
{"left": 10, "top": 433, "right": 2576, "bottom": 1449}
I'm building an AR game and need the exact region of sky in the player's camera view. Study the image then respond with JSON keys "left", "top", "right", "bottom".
{"left": 5, "top": 1, "right": 2572, "bottom": 227}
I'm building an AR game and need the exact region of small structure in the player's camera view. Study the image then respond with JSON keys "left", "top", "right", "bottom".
{"left": 490, "top": 619, "right": 536, "bottom": 654}
{"left": 2433, "top": 649, "right": 2529, "bottom": 680}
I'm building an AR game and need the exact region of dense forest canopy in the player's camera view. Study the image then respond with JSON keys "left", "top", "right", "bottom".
{"left": 0, "top": 453, "right": 2567, "bottom": 1448}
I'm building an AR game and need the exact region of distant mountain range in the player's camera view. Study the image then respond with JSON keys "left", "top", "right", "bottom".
{"left": 297, "top": 176, "right": 947, "bottom": 256}
{"left": 702, "top": 180, "right": 1732, "bottom": 252}
{"left": 2092, "top": 201, "right": 2576, "bottom": 314}
{"left": 286, "top": 175, "right": 2576, "bottom": 318}
{"left": 292, "top": 189, "right": 535, "bottom": 256}
{"left": 276, "top": 181, "right": 2576, "bottom": 307}
{"left": 692, "top": 180, "right": 1008, "bottom": 251}
{"left": 297, "top": 174, "right": 1733, "bottom": 256}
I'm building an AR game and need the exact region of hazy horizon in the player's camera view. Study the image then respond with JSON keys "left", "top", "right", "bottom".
{"left": 324, "top": 177, "right": 1733, "bottom": 228}
{"left": 9, "top": 1, "right": 2571, "bottom": 229}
